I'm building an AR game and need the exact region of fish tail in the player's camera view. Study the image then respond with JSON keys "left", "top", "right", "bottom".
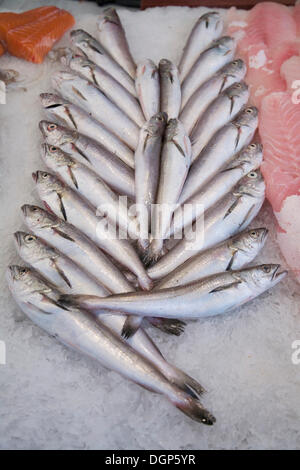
{"left": 143, "top": 241, "right": 164, "bottom": 267}
{"left": 121, "top": 315, "right": 143, "bottom": 339}
{"left": 168, "top": 366, "right": 206, "bottom": 398}
{"left": 172, "top": 393, "right": 215, "bottom": 425}
{"left": 137, "top": 271, "right": 153, "bottom": 291}
{"left": 147, "top": 317, "right": 186, "bottom": 336}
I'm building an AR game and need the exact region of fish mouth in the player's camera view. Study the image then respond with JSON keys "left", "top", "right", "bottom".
{"left": 39, "top": 120, "right": 48, "bottom": 137}
{"left": 14, "top": 232, "right": 22, "bottom": 247}
{"left": 32, "top": 172, "right": 38, "bottom": 182}
{"left": 272, "top": 265, "right": 288, "bottom": 281}
{"left": 261, "top": 228, "right": 269, "bottom": 243}
{"left": 21, "top": 204, "right": 30, "bottom": 216}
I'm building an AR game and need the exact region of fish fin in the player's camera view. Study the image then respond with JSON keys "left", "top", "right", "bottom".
{"left": 58, "top": 294, "right": 83, "bottom": 308}
{"left": 151, "top": 69, "right": 157, "bottom": 79}
{"left": 174, "top": 395, "right": 215, "bottom": 425}
{"left": 72, "top": 86, "right": 87, "bottom": 101}
{"left": 41, "top": 294, "right": 70, "bottom": 311}
{"left": 225, "top": 248, "right": 238, "bottom": 271}
{"left": 137, "top": 272, "right": 153, "bottom": 291}
{"left": 51, "top": 259, "right": 72, "bottom": 288}
{"left": 229, "top": 95, "right": 235, "bottom": 115}
{"left": 143, "top": 132, "right": 149, "bottom": 152}
{"left": 121, "top": 315, "right": 143, "bottom": 340}
{"left": 65, "top": 106, "right": 77, "bottom": 129}
{"left": 52, "top": 227, "right": 75, "bottom": 242}
{"left": 58, "top": 193, "right": 67, "bottom": 221}
{"left": 147, "top": 317, "right": 186, "bottom": 336}
{"left": 89, "top": 42, "right": 103, "bottom": 55}
{"left": 172, "top": 138, "right": 185, "bottom": 157}
{"left": 72, "top": 144, "right": 91, "bottom": 163}
{"left": 209, "top": 281, "right": 241, "bottom": 293}
{"left": 68, "top": 166, "right": 78, "bottom": 189}
{"left": 168, "top": 72, "right": 174, "bottom": 84}
{"left": 223, "top": 196, "right": 240, "bottom": 219}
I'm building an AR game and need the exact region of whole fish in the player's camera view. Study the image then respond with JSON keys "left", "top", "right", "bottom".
{"left": 41, "top": 143, "right": 140, "bottom": 241}
{"left": 63, "top": 55, "right": 144, "bottom": 127}
{"left": 70, "top": 29, "right": 136, "bottom": 96}
{"left": 180, "top": 59, "right": 247, "bottom": 135}
{"left": 178, "top": 12, "right": 223, "bottom": 82}
{"left": 7, "top": 266, "right": 215, "bottom": 425}
{"left": 190, "top": 82, "right": 250, "bottom": 157}
{"left": 97, "top": 8, "right": 136, "bottom": 79}
{"left": 147, "top": 119, "right": 192, "bottom": 263}
{"left": 135, "top": 60, "right": 160, "bottom": 121}
{"left": 159, "top": 59, "right": 181, "bottom": 119}
{"left": 168, "top": 143, "right": 263, "bottom": 239}
{"left": 21, "top": 205, "right": 184, "bottom": 336}
{"left": 40, "top": 93, "right": 134, "bottom": 169}
{"left": 179, "top": 106, "right": 259, "bottom": 203}
{"left": 60, "top": 264, "right": 287, "bottom": 320}
{"left": 13, "top": 233, "right": 203, "bottom": 395}
{"left": 181, "top": 36, "right": 236, "bottom": 109}
{"left": 135, "top": 113, "right": 167, "bottom": 252}
{"left": 51, "top": 71, "right": 139, "bottom": 150}
{"left": 148, "top": 170, "right": 265, "bottom": 280}
{"left": 39, "top": 120, "right": 135, "bottom": 198}
{"left": 156, "top": 228, "right": 268, "bottom": 289}
{"left": 32, "top": 172, "right": 152, "bottom": 291}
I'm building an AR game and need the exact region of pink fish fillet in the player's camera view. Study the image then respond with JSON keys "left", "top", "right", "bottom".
{"left": 226, "top": 2, "right": 298, "bottom": 107}
{"left": 280, "top": 55, "right": 300, "bottom": 93}
{"left": 260, "top": 91, "right": 300, "bottom": 281}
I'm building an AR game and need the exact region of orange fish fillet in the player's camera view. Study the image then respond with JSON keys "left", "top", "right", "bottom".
{"left": 0, "top": 41, "right": 5, "bottom": 56}
{"left": 6, "top": 9, "right": 75, "bottom": 64}
{"left": 0, "top": 6, "right": 59, "bottom": 41}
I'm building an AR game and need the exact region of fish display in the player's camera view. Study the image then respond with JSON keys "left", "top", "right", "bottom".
{"left": 7, "top": 5, "right": 291, "bottom": 427}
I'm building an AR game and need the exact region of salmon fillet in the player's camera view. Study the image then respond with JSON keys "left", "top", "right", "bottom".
{"left": 6, "top": 9, "right": 75, "bottom": 64}
{"left": 0, "top": 6, "right": 59, "bottom": 41}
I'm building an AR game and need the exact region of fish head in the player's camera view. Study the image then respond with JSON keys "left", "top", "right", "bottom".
{"left": 147, "top": 112, "right": 168, "bottom": 137}
{"left": 159, "top": 59, "right": 175, "bottom": 76}
{"left": 6, "top": 265, "right": 45, "bottom": 300}
{"left": 40, "top": 93, "right": 68, "bottom": 109}
{"left": 225, "top": 81, "right": 249, "bottom": 101}
{"left": 229, "top": 143, "right": 263, "bottom": 173}
{"left": 223, "top": 59, "right": 246, "bottom": 81}
{"left": 70, "top": 29, "right": 105, "bottom": 55}
{"left": 32, "top": 171, "right": 64, "bottom": 197}
{"left": 234, "top": 106, "right": 259, "bottom": 131}
{"left": 39, "top": 120, "right": 76, "bottom": 146}
{"left": 231, "top": 228, "right": 268, "bottom": 260}
{"left": 136, "top": 59, "right": 158, "bottom": 79}
{"left": 97, "top": 7, "right": 120, "bottom": 30}
{"left": 14, "top": 231, "right": 53, "bottom": 263}
{"left": 21, "top": 205, "right": 56, "bottom": 230}
{"left": 240, "top": 264, "right": 288, "bottom": 291}
{"left": 236, "top": 169, "right": 265, "bottom": 199}
{"left": 212, "top": 36, "right": 236, "bottom": 56}
{"left": 41, "top": 143, "right": 74, "bottom": 171}
{"left": 165, "top": 118, "right": 180, "bottom": 140}
{"left": 198, "top": 11, "right": 223, "bottom": 36}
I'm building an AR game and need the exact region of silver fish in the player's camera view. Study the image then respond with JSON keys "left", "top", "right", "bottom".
{"left": 97, "top": 8, "right": 136, "bottom": 79}
{"left": 13, "top": 233, "right": 202, "bottom": 395}
{"left": 135, "top": 113, "right": 167, "bottom": 252}
{"left": 40, "top": 93, "right": 134, "bottom": 169}
{"left": 70, "top": 29, "right": 136, "bottom": 96}
{"left": 41, "top": 143, "right": 140, "bottom": 241}
{"left": 148, "top": 170, "right": 265, "bottom": 280}
{"left": 190, "top": 82, "right": 250, "bottom": 157}
{"left": 32, "top": 171, "right": 152, "bottom": 290}
{"left": 60, "top": 264, "right": 287, "bottom": 320}
{"left": 178, "top": 12, "right": 223, "bottom": 82}
{"left": 147, "top": 119, "right": 192, "bottom": 263}
{"left": 135, "top": 60, "right": 160, "bottom": 121}
{"left": 168, "top": 143, "right": 263, "bottom": 239}
{"left": 51, "top": 71, "right": 139, "bottom": 150}
{"left": 159, "top": 59, "right": 181, "bottom": 119}
{"left": 7, "top": 266, "right": 215, "bottom": 425}
{"left": 39, "top": 120, "right": 135, "bottom": 198}
{"left": 180, "top": 59, "right": 247, "bottom": 135}
{"left": 156, "top": 228, "right": 268, "bottom": 289}
{"left": 181, "top": 36, "right": 236, "bottom": 109}
{"left": 179, "top": 106, "right": 259, "bottom": 203}
{"left": 21, "top": 205, "right": 184, "bottom": 337}
{"left": 63, "top": 55, "right": 144, "bottom": 127}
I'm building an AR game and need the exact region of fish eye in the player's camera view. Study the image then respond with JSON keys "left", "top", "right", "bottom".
{"left": 47, "top": 124, "right": 57, "bottom": 131}
{"left": 32, "top": 207, "right": 38, "bottom": 212}
{"left": 232, "top": 60, "right": 239, "bottom": 65}
{"left": 263, "top": 265, "right": 271, "bottom": 273}
{"left": 19, "top": 268, "right": 28, "bottom": 275}
{"left": 249, "top": 143, "right": 257, "bottom": 149}
{"left": 25, "top": 234, "right": 36, "bottom": 242}
{"left": 49, "top": 146, "right": 57, "bottom": 152}
{"left": 246, "top": 108, "right": 253, "bottom": 114}
{"left": 248, "top": 171, "right": 257, "bottom": 179}
{"left": 250, "top": 230, "right": 258, "bottom": 238}
{"left": 42, "top": 172, "right": 49, "bottom": 179}
{"left": 234, "top": 83, "right": 242, "bottom": 88}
